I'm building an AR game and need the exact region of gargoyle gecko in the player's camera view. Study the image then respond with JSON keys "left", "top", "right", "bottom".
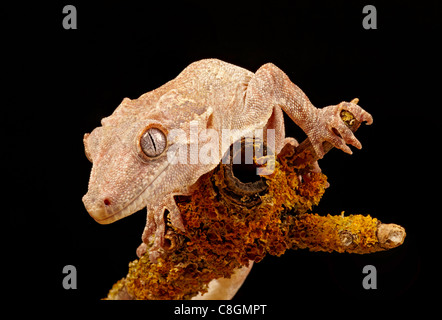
{"left": 83, "top": 59, "right": 373, "bottom": 264}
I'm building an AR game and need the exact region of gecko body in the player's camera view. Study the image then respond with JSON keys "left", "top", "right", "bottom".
{"left": 83, "top": 59, "right": 372, "bottom": 264}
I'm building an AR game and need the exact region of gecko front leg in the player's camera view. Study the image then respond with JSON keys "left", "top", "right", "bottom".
{"left": 137, "top": 194, "right": 185, "bottom": 261}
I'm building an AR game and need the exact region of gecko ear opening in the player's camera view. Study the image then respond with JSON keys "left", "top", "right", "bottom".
{"left": 206, "top": 113, "right": 214, "bottom": 129}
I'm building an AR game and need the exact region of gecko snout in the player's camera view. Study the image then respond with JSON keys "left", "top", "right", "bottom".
{"left": 82, "top": 192, "right": 116, "bottom": 224}
{"left": 82, "top": 188, "right": 147, "bottom": 225}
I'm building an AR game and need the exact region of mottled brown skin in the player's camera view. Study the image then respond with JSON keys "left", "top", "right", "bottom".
{"left": 83, "top": 59, "right": 372, "bottom": 298}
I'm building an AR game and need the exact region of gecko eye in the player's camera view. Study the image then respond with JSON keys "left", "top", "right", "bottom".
{"left": 139, "top": 127, "right": 167, "bottom": 158}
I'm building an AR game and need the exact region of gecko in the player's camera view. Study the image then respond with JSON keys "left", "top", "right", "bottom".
{"left": 82, "top": 59, "right": 373, "bottom": 267}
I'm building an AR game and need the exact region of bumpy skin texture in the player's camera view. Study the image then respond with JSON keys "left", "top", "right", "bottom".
{"left": 82, "top": 59, "right": 372, "bottom": 263}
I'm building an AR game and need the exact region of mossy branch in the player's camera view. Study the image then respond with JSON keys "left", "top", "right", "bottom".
{"left": 105, "top": 100, "right": 405, "bottom": 300}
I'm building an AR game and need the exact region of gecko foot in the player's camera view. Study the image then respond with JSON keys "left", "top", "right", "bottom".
{"left": 309, "top": 101, "right": 373, "bottom": 158}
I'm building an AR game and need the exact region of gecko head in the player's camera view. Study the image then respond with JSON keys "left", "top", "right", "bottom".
{"left": 82, "top": 92, "right": 218, "bottom": 225}
{"left": 82, "top": 117, "right": 175, "bottom": 224}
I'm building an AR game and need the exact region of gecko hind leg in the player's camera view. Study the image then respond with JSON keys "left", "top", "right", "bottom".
{"left": 244, "top": 63, "right": 372, "bottom": 159}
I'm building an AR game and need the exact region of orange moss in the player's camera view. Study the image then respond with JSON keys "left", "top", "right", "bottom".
{"left": 106, "top": 149, "right": 382, "bottom": 300}
{"left": 289, "top": 213, "right": 381, "bottom": 254}
{"left": 107, "top": 156, "right": 329, "bottom": 299}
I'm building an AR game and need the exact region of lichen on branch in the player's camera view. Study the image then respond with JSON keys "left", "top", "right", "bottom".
{"left": 105, "top": 108, "right": 405, "bottom": 300}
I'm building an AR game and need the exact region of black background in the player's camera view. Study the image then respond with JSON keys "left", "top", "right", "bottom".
{"left": 4, "top": 0, "right": 441, "bottom": 315}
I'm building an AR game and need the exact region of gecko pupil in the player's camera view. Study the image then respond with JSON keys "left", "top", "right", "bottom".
{"left": 140, "top": 127, "right": 167, "bottom": 157}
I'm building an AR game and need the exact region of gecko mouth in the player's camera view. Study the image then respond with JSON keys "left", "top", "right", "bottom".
{"left": 88, "top": 189, "right": 150, "bottom": 224}
{"left": 83, "top": 157, "right": 172, "bottom": 225}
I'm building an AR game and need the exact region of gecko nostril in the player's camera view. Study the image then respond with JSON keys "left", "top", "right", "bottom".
{"left": 103, "top": 198, "right": 111, "bottom": 206}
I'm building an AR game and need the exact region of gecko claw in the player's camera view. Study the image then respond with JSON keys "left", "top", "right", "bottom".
{"left": 308, "top": 101, "right": 372, "bottom": 158}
